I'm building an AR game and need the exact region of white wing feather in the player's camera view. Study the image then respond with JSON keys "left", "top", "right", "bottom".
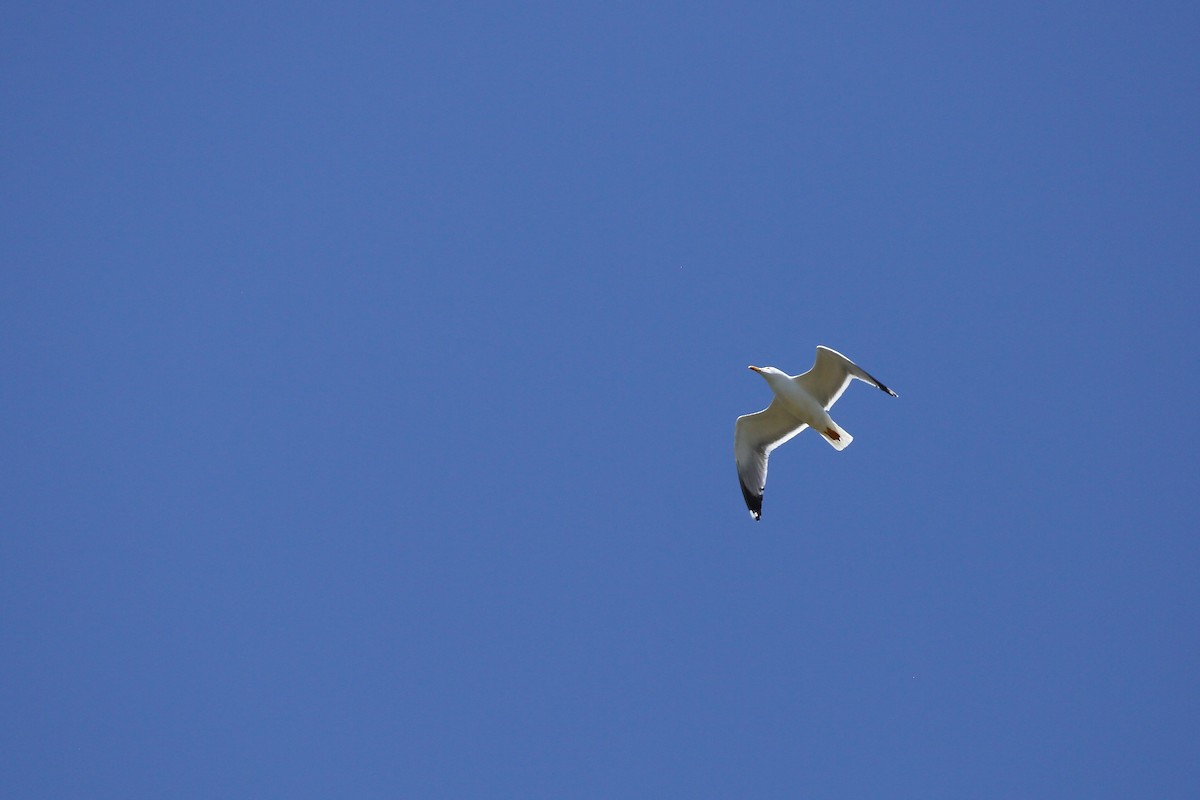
{"left": 794, "top": 345, "right": 897, "bottom": 409}
{"left": 734, "top": 399, "right": 806, "bottom": 519}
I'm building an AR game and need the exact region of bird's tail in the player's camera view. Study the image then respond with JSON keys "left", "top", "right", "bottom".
{"left": 821, "top": 421, "right": 853, "bottom": 451}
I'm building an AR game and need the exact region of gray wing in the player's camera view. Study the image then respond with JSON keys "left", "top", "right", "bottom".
{"left": 793, "top": 345, "right": 898, "bottom": 409}
{"left": 734, "top": 399, "right": 806, "bottom": 520}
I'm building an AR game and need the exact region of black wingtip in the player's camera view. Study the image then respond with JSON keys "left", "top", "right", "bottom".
{"left": 859, "top": 364, "right": 898, "bottom": 398}
{"left": 739, "top": 476, "right": 763, "bottom": 521}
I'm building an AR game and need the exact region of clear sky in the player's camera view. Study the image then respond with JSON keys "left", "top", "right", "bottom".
{"left": 4, "top": 2, "right": 1198, "bottom": 797}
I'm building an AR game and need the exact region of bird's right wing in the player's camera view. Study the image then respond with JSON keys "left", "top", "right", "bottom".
{"left": 734, "top": 400, "right": 806, "bottom": 520}
{"left": 795, "top": 345, "right": 897, "bottom": 409}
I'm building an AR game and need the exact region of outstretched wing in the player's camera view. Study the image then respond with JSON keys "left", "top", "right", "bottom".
{"left": 794, "top": 345, "right": 898, "bottom": 409}
{"left": 734, "top": 400, "right": 806, "bottom": 520}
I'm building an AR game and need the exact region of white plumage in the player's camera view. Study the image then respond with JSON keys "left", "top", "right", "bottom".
{"left": 734, "top": 346, "right": 897, "bottom": 520}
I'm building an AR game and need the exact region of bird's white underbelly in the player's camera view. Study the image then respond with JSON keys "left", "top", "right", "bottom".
{"left": 774, "top": 382, "right": 832, "bottom": 428}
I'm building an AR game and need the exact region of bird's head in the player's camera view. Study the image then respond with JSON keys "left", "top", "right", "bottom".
{"left": 748, "top": 365, "right": 782, "bottom": 378}
{"left": 748, "top": 365, "right": 788, "bottom": 389}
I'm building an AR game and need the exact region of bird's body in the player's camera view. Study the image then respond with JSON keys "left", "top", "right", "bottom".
{"left": 752, "top": 368, "right": 841, "bottom": 443}
{"left": 734, "top": 346, "right": 897, "bottom": 520}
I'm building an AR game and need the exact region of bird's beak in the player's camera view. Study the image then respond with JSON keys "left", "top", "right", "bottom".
{"left": 748, "top": 365, "right": 763, "bottom": 373}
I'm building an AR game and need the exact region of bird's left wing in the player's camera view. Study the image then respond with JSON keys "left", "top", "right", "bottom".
{"left": 734, "top": 399, "right": 806, "bottom": 520}
{"left": 794, "top": 345, "right": 898, "bottom": 409}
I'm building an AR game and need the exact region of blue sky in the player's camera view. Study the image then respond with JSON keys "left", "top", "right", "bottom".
{"left": 4, "top": 2, "right": 1198, "bottom": 797}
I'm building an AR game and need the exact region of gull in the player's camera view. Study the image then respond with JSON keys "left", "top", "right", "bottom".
{"left": 735, "top": 346, "right": 897, "bottom": 520}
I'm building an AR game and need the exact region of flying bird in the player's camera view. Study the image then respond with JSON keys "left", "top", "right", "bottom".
{"left": 735, "top": 346, "right": 897, "bottom": 520}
